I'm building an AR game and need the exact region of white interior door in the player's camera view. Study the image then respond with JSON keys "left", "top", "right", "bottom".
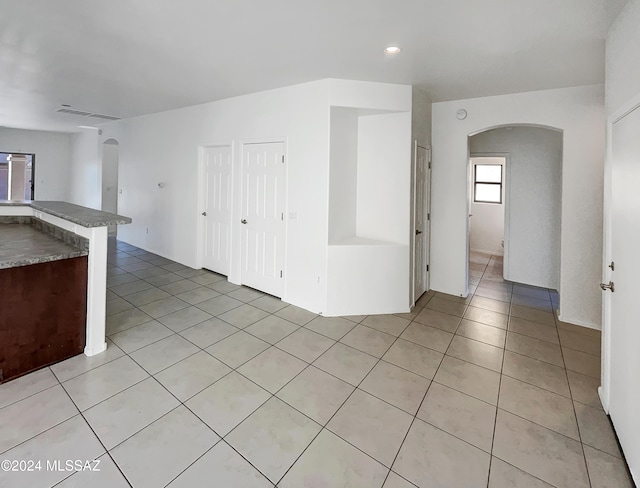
{"left": 203, "top": 145, "right": 232, "bottom": 275}
{"left": 414, "top": 144, "right": 429, "bottom": 300}
{"left": 606, "top": 103, "right": 640, "bottom": 482}
{"left": 241, "top": 142, "right": 286, "bottom": 297}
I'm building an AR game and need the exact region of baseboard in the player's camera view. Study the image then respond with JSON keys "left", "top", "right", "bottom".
{"left": 598, "top": 386, "right": 609, "bottom": 413}
{"left": 556, "top": 314, "right": 601, "bottom": 330}
{"left": 470, "top": 247, "right": 504, "bottom": 256}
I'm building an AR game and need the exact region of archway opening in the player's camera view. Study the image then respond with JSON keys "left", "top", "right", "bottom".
{"left": 466, "top": 125, "right": 563, "bottom": 311}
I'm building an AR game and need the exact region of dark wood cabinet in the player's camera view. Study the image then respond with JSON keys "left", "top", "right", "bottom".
{"left": 0, "top": 256, "right": 88, "bottom": 383}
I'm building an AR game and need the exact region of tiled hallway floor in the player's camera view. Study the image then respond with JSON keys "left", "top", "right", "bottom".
{"left": 0, "top": 244, "right": 634, "bottom": 487}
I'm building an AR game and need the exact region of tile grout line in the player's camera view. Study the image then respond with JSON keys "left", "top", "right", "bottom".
{"left": 2, "top": 245, "right": 607, "bottom": 487}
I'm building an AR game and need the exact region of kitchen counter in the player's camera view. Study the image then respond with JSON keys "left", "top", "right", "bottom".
{"left": 0, "top": 222, "right": 88, "bottom": 269}
{"left": 0, "top": 200, "right": 131, "bottom": 358}
{"left": 0, "top": 200, "right": 131, "bottom": 227}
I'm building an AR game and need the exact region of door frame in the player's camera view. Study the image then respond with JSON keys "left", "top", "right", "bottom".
{"left": 466, "top": 151, "right": 510, "bottom": 286}
{"left": 196, "top": 142, "right": 234, "bottom": 271}
{"left": 411, "top": 141, "right": 431, "bottom": 305}
{"left": 600, "top": 91, "right": 640, "bottom": 413}
{"left": 238, "top": 137, "right": 288, "bottom": 297}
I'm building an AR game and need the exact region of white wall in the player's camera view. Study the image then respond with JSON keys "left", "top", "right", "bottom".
{"left": 69, "top": 131, "right": 101, "bottom": 209}
{"left": 99, "top": 79, "right": 412, "bottom": 315}
{"left": 606, "top": 0, "right": 640, "bottom": 116}
{"left": 0, "top": 127, "right": 71, "bottom": 200}
{"left": 325, "top": 93, "right": 412, "bottom": 315}
{"left": 328, "top": 107, "right": 358, "bottom": 244}
{"left": 101, "top": 142, "right": 119, "bottom": 214}
{"left": 356, "top": 112, "right": 411, "bottom": 243}
{"left": 431, "top": 85, "right": 605, "bottom": 328}
{"left": 468, "top": 156, "right": 505, "bottom": 255}
{"left": 100, "top": 80, "right": 330, "bottom": 313}
{"left": 470, "top": 128, "right": 563, "bottom": 290}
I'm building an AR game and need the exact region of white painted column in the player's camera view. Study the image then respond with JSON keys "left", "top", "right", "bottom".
{"left": 84, "top": 225, "right": 108, "bottom": 356}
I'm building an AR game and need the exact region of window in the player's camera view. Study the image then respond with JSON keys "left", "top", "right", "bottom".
{"left": 0, "top": 152, "right": 35, "bottom": 200}
{"left": 474, "top": 163, "right": 502, "bottom": 203}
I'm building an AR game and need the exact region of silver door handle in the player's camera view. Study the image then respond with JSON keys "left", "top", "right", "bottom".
{"left": 241, "top": 219, "right": 248, "bottom": 224}
{"left": 600, "top": 281, "right": 615, "bottom": 292}
{"left": 202, "top": 211, "right": 207, "bottom": 216}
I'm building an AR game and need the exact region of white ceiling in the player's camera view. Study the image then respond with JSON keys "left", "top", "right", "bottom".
{"left": 0, "top": 0, "right": 627, "bottom": 132}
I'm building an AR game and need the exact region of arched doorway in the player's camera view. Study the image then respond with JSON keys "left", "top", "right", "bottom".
{"left": 102, "top": 138, "right": 119, "bottom": 235}
{"left": 466, "top": 125, "right": 563, "bottom": 303}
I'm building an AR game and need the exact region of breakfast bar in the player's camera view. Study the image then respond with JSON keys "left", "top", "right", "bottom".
{"left": 0, "top": 201, "right": 131, "bottom": 383}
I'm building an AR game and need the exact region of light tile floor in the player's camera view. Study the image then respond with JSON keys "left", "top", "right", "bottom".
{"left": 0, "top": 245, "right": 634, "bottom": 487}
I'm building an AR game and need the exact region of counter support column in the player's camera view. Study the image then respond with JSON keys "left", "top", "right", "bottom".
{"left": 85, "top": 225, "right": 108, "bottom": 356}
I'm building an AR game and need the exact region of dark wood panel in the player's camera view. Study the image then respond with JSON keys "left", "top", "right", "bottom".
{"left": 0, "top": 256, "right": 88, "bottom": 383}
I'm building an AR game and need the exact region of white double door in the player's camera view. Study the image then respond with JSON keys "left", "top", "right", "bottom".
{"left": 202, "top": 142, "right": 286, "bottom": 298}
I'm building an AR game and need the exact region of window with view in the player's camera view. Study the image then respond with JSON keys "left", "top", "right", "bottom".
{"left": 474, "top": 163, "right": 502, "bottom": 204}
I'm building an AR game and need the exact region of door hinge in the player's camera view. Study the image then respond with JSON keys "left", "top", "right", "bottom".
{"left": 426, "top": 265, "right": 429, "bottom": 272}
{"left": 281, "top": 213, "right": 284, "bottom": 221}
{"left": 427, "top": 213, "right": 430, "bottom": 221}
{"left": 281, "top": 155, "right": 285, "bottom": 163}
{"left": 280, "top": 270, "right": 283, "bottom": 278}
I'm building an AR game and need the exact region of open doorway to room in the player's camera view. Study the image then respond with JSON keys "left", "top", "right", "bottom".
{"left": 467, "top": 126, "right": 563, "bottom": 312}
{"left": 468, "top": 155, "right": 506, "bottom": 297}
{"left": 0, "top": 152, "right": 35, "bottom": 200}
{"left": 102, "top": 139, "right": 119, "bottom": 235}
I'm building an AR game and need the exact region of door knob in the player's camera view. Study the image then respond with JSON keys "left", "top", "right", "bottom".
{"left": 600, "top": 281, "right": 615, "bottom": 292}
{"left": 416, "top": 230, "right": 423, "bottom": 235}
{"left": 201, "top": 211, "right": 207, "bottom": 216}
{"left": 241, "top": 219, "right": 248, "bottom": 224}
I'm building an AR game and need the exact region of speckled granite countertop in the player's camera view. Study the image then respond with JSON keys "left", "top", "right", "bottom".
{"left": 0, "top": 200, "right": 132, "bottom": 228}
{"left": 0, "top": 224, "right": 88, "bottom": 269}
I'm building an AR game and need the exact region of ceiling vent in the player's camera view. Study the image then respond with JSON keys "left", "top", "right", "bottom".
{"left": 56, "top": 107, "right": 121, "bottom": 121}
{"left": 88, "top": 113, "right": 121, "bottom": 121}
{"left": 57, "top": 108, "right": 92, "bottom": 116}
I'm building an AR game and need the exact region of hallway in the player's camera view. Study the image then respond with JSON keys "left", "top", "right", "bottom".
{"left": 0, "top": 245, "right": 632, "bottom": 487}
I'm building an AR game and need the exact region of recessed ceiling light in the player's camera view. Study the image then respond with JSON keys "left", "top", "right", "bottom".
{"left": 384, "top": 46, "right": 401, "bottom": 55}
{"left": 77, "top": 125, "right": 99, "bottom": 130}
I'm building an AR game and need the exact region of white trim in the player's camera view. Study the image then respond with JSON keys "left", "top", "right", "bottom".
{"left": 470, "top": 248, "right": 504, "bottom": 256}
{"left": 411, "top": 139, "right": 417, "bottom": 306}
{"left": 556, "top": 314, "right": 601, "bottom": 330}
